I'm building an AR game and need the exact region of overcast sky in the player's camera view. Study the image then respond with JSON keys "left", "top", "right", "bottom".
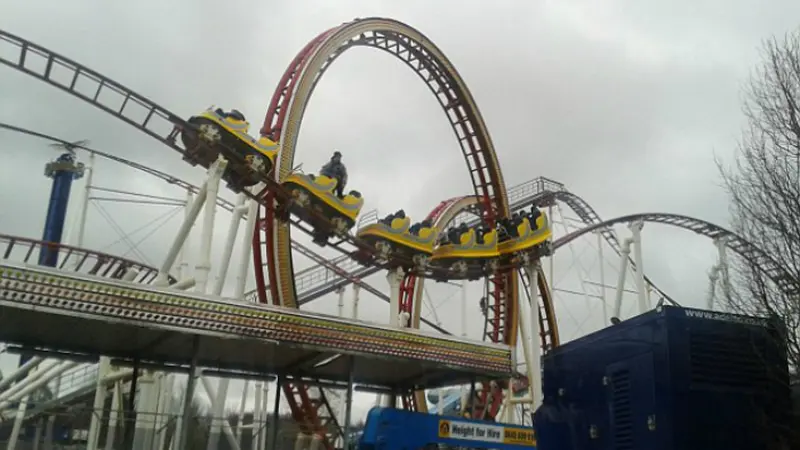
{"left": 3, "top": 0, "right": 800, "bottom": 425}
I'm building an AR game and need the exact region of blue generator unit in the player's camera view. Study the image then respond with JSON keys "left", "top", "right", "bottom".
{"left": 534, "top": 305, "right": 791, "bottom": 450}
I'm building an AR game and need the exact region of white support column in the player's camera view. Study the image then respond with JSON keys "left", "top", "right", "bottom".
{"left": 104, "top": 382, "right": 122, "bottom": 450}
{"left": 715, "top": 237, "right": 732, "bottom": 302}
{"left": 0, "top": 360, "right": 58, "bottom": 404}
{"left": 177, "top": 190, "right": 195, "bottom": 280}
{"left": 0, "top": 362, "right": 78, "bottom": 411}
{"left": 31, "top": 419, "right": 43, "bottom": 450}
{"left": 596, "top": 231, "right": 608, "bottom": 325}
{"left": 157, "top": 183, "right": 208, "bottom": 285}
{"left": 547, "top": 205, "right": 554, "bottom": 285}
{"left": 613, "top": 239, "right": 633, "bottom": 320}
{"left": 337, "top": 286, "right": 346, "bottom": 318}
{"left": 74, "top": 152, "right": 95, "bottom": 250}
{"left": 0, "top": 356, "right": 43, "bottom": 391}
{"left": 259, "top": 383, "right": 269, "bottom": 450}
{"left": 207, "top": 377, "right": 230, "bottom": 450}
{"left": 200, "top": 376, "right": 242, "bottom": 450}
{"left": 386, "top": 268, "right": 404, "bottom": 327}
{"left": 381, "top": 269, "right": 404, "bottom": 408}
{"left": 132, "top": 372, "right": 158, "bottom": 450}
{"left": 525, "top": 262, "right": 543, "bottom": 411}
{"left": 235, "top": 184, "right": 263, "bottom": 300}
{"left": 352, "top": 284, "right": 361, "bottom": 320}
{"left": 207, "top": 192, "right": 247, "bottom": 450}
{"left": 252, "top": 381, "right": 264, "bottom": 450}
{"left": 628, "top": 220, "right": 648, "bottom": 314}
{"left": 86, "top": 357, "right": 111, "bottom": 450}
{"left": 707, "top": 266, "right": 720, "bottom": 310}
{"left": 235, "top": 381, "right": 249, "bottom": 448}
{"left": 460, "top": 280, "right": 468, "bottom": 411}
{"left": 516, "top": 277, "right": 536, "bottom": 409}
{"left": 195, "top": 156, "right": 228, "bottom": 293}
{"left": 5, "top": 363, "right": 41, "bottom": 450}
{"left": 6, "top": 392, "right": 30, "bottom": 450}
{"left": 153, "top": 374, "right": 171, "bottom": 450}
{"left": 213, "top": 193, "right": 247, "bottom": 296}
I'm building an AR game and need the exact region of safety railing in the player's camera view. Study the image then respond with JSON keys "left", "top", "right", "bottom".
{"left": 356, "top": 209, "right": 380, "bottom": 229}
{"left": 49, "top": 364, "right": 101, "bottom": 401}
{"left": 0, "top": 233, "right": 169, "bottom": 284}
{"left": 0, "top": 234, "right": 171, "bottom": 409}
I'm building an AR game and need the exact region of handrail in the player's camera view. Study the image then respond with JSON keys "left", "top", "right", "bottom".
{"left": 0, "top": 233, "right": 174, "bottom": 284}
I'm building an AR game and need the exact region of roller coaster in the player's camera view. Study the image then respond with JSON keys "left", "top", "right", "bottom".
{"left": 1, "top": 15, "right": 798, "bottom": 450}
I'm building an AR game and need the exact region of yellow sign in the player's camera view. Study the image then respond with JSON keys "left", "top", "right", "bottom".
{"left": 438, "top": 420, "right": 450, "bottom": 438}
{"left": 503, "top": 427, "right": 536, "bottom": 445}
{"left": 438, "top": 419, "right": 535, "bottom": 446}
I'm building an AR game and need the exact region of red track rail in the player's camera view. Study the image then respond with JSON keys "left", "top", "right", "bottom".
{"left": 253, "top": 18, "right": 517, "bottom": 448}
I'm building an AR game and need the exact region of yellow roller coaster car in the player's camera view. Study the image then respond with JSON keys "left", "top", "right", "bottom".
{"left": 180, "top": 108, "right": 278, "bottom": 189}
{"left": 356, "top": 216, "right": 438, "bottom": 268}
{"left": 498, "top": 212, "right": 553, "bottom": 256}
{"left": 431, "top": 227, "right": 500, "bottom": 277}
{"left": 283, "top": 173, "right": 363, "bottom": 244}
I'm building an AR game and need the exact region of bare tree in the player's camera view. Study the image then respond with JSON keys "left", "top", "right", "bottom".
{"left": 718, "top": 30, "right": 800, "bottom": 449}
{"left": 719, "top": 28, "right": 800, "bottom": 371}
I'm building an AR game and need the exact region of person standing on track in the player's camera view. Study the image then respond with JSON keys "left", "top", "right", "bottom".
{"left": 320, "top": 150, "right": 348, "bottom": 198}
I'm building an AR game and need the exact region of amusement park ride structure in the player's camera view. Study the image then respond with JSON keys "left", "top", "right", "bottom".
{"left": 0, "top": 16, "right": 796, "bottom": 450}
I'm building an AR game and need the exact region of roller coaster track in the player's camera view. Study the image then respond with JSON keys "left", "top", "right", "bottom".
{"left": 0, "top": 123, "right": 442, "bottom": 332}
{"left": 553, "top": 213, "right": 800, "bottom": 296}
{"left": 395, "top": 197, "right": 559, "bottom": 416}
{"left": 0, "top": 33, "right": 360, "bottom": 296}
{"left": 253, "top": 19, "right": 516, "bottom": 447}
{"left": 0, "top": 21, "right": 516, "bottom": 447}
{"left": 247, "top": 176, "right": 676, "bottom": 307}
{"left": 0, "top": 233, "right": 168, "bottom": 284}
{"left": 0, "top": 27, "right": 397, "bottom": 445}
{"left": 0, "top": 20, "right": 710, "bottom": 449}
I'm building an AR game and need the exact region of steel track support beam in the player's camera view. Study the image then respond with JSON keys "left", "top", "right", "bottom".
{"left": 235, "top": 381, "right": 249, "bottom": 449}
{"left": 715, "top": 237, "right": 732, "bottom": 302}
{"left": 341, "top": 358, "right": 356, "bottom": 450}
{"left": 194, "top": 156, "right": 227, "bottom": 293}
{"left": 207, "top": 191, "right": 248, "bottom": 450}
{"left": 199, "top": 376, "right": 241, "bottom": 450}
{"left": 86, "top": 356, "right": 111, "bottom": 450}
{"left": 177, "top": 190, "right": 193, "bottom": 280}
{"left": 269, "top": 376, "right": 283, "bottom": 450}
{"left": 596, "top": 230, "right": 608, "bottom": 324}
{"left": 236, "top": 185, "right": 263, "bottom": 300}
{"left": 106, "top": 381, "right": 123, "bottom": 450}
{"left": 707, "top": 265, "right": 721, "bottom": 310}
{"left": 132, "top": 371, "right": 158, "bottom": 450}
{"left": 176, "top": 336, "right": 200, "bottom": 450}
{"left": 387, "top": 267, "right": 404, "bottom": 327}
{"left": 613, "top": 238, "right": 633, "bottom": 320}
{"left": 254, "top": 382, "right": 264, "bottom": 450}
{"left": 629, "top": 220, "right": 648, "bottom": 314}
{"left": 524, "top": 260, "right": 543, "bottom": 411}
{"left": 336, "top": 286, "right": 345, "bottom": 318}
{"left": 351, "top": 284, "right": 360, "bottom": 319}
{"left": 157, "top": 183, "right": 207, "bottom": 286}
{"left": 258, "top": 383, "right": 269, "bottom": 450}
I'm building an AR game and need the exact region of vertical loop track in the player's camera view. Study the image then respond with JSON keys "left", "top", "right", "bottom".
{"left": 253, "top": 18, "right": 516, "bottom": 448}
